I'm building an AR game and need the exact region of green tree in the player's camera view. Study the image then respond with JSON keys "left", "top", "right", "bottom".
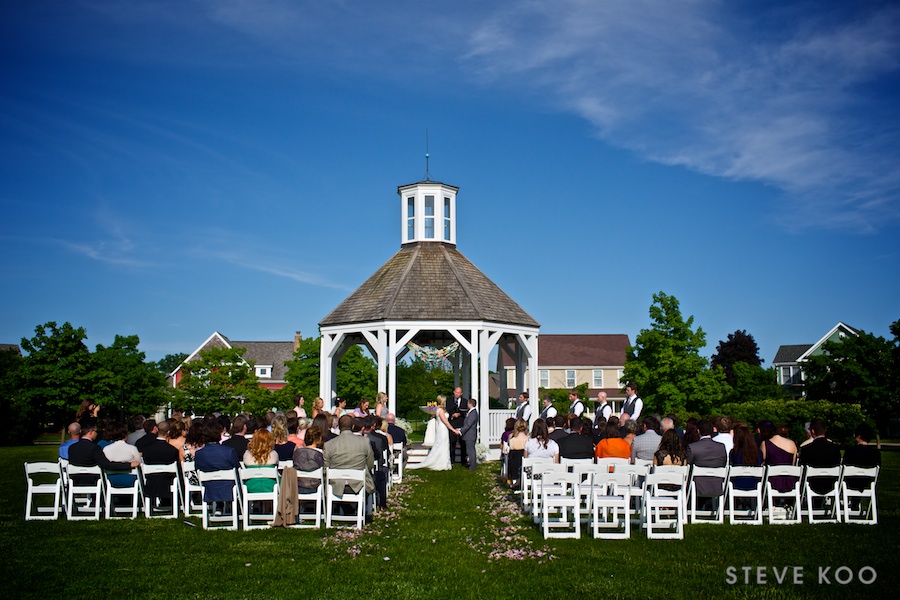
{"left": 396, "top": 358, "right": 455, "bottom": 418}
{"left": 0, "top": 347, "right": 34, "bottom": 445}
{"left": 710, "top": 329, "right": 762, "bottom": 386}
{"left": 173, "top": 346, "right": 268, "bottom": 416}
{"left": 19, "top": 321, "right": 97, "bottom": 428}
{"left": 804, "top": 324, "right": 899, "bottom": 435}
{"left": 283, "top": 336, "right": 378, "bottom": 406}
{"left": 725, "top": 362, "right": 784, "bottom": 403}
{"left": 155, "top": 352, "right": 188, "bottom": 376}
{"left": 93, "top": 335, "right": 167, "bottom": 419}
{"left": 623, "top": 292, "right": 728, "bottom": 417}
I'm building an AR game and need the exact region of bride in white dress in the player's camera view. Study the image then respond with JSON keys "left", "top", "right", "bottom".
{"left": 409, "top": 395, "right": 457, "bottom": 471}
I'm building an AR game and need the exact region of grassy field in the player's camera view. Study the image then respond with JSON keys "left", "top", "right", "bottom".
{"left": 2, "top": 445, "right": 898, "bottom": 599}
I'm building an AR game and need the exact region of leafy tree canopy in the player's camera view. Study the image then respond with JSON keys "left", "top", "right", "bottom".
{"left": 395, "top": 358, "right": 455, "bottom": 418}
{"left": 283, "top": 336, "right": 377, "bottom": 408}
{"left": 804, "top": 323, "right": 899, "bottom": 434}
{"left": 623, "top": 292, "right": 728, "bottom": 416}
{"left": 155, "top": 352, "right": 188, "bottom": 376}
{"left": 711, "top": 329, "right": 762, "bottom": 385}
{"left": 173, "top": 345, "right": 268, "bottom": 416}
{"left": 93, "top": 334, "right": 167, "bottom": 418}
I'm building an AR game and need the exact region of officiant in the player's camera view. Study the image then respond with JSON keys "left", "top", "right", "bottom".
{"left": 446, "top": 387, "right": 468, "bottom": 466}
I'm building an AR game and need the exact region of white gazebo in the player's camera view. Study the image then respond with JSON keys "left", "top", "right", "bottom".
{"left": 318, "top": 178, "right": 540, "bottom": 443}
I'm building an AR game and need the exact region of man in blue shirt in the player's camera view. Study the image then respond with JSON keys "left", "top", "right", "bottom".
{"left": 59, "top": 422, "right": 81, "bottom": 460}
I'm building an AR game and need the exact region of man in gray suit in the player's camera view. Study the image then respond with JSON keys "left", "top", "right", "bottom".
{"left": 324, "top": 415, "right": 375, "bottom": 497}
{"left": 458, "top": 398, "right": 479, "bottom": 471}
{"left": 686, "top": 419, "right": 727, "bottom": 497}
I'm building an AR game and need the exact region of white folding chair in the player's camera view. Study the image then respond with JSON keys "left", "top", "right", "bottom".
{"left": 560, "top": 457, "right": 593, "bottom": 467}
{"left": 198, "top": 469, "right": 239, "bottom": 530}
{"left": 391, "top": 443, "right": 405, "bottom": 483}
{"left": 531, "top": 463, "right": 568, "bottom": 523}
{"left": 65, "top": 464, "right": 104, "bottom": 520}
{"left": 541, "top": 471, "right": 581, "bottom": 538}
{"left": 764, "top": 465, "right": 802, "bottom": 524}
{"left": 645, "top": 465, "right": 689, "bottom": 526}
{"left": 239, "top": 466, "right": 279, "bottom": 530}
{"left": 58, "top": 458, "right": 71, "bottom": 515}
{"left": 520, "top": 456, "right": 552, "bottom": 512}
{"left": 24, "top": 462, "right": 63, "bottom": 520}
{"left": 141, "top": 463, "right": 182, "bottom": 518}
{"left": 325, "top": 468, "right": 367, "bottom": 529}
{"left": 295, "top": 467, "right": 324, "bottom": 529}
{"left": 644, "top": 470, "right": 685, "bottom": 539}
{"left": 688, "top": 465, "right": 728, "bottom": 524}
{"left": 620, "top": 463, "right": 650, "bottom": 523}
{"left": 595, "top": 458, "right": 630, "bottom": 474}
{"left": 103, "top": 468, "right": 143, "bottom": 519}
{"left": 802, "top": 466, "right": 842, "bottom": 524}
{"left": 840, "top": 466, "right": 879, "bottom": 525}
{"left": 591, "top": 471, "right": 632, "bottom": 539}
{"left": 726, "top": 466, "right": 765, "bottom": 525}
{"left": 182, "top": 464, "right": 205, "bottom": 518}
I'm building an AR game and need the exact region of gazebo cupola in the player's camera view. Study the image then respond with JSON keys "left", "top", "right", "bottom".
{"left": 399, "top": 181, "right": 458, "bottom": 247}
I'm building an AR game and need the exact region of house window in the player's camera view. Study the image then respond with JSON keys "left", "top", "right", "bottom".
{"left": 406, "top": 197, "right": 415, "bottom": 240}
{"left": 256, "top": 367, "right": 270, "bottom": 378}
{"left": 443, "top": 197, "right": 451, "bottom": 241}
{"left": 617, "top": 369, "right": 625, "bottom": 387}
{"left": 424, "top": 195, "right": 435, "bottom": 238}
{"left": 781, "top": 366, "right": 803, "bottom": 385}
{"left": 539, "top": 370, "right": 549, "bottom": 388}
{"left": 565, "top": 370, "right": 576, "bottom": 388}
{"left": 592, "top": 369, "right": 603, "bottom": 388}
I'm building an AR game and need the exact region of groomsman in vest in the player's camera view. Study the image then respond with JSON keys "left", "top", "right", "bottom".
{"left": 619, "top": 383, "right": 643, "bottom": 423}
{"left": 514, "top": 391, "right": 532, "bottom": 423}
{"left": 568, "top": 391, "right": 585, "bottom": 418}
{"left": 594, "top": 391, "right": 612, "bottom": 427}
{"left": 447, "top": 387, "right": 468, "bottom": 466}
{"left": 539, "top": 396, "right": 557, "bottom": 421}
{"left": 458, "top": 398, "right": 479, "bottom": 471}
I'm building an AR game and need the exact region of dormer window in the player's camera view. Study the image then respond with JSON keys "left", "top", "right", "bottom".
{"left": 256, "top": 366, "right": 272, "bottom": 378}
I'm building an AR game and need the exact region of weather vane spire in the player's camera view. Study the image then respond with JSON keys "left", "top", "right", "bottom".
{"left": 425, "top": 128, "right": 431, "bottom": 182}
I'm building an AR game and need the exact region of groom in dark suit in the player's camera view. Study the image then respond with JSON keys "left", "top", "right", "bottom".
{"left": 458, "top": 398, "right": 479, "bottom": 471}
{"left": 447, "top": 387, "right": 468, "bottom": 465}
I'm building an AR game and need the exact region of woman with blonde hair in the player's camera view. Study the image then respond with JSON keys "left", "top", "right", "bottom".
{"left": 310, "top": 397, "right": 325, "bottom": 419}
{"left": 271, "top": 414, "right": 296, "bottom": 461}
{"left": 374, "top": 392, "right": 388, "bottom": 418}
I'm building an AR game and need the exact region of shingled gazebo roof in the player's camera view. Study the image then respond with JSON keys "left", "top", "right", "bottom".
{"left": 319, "top": 243, "right": 539, "bottom": 328}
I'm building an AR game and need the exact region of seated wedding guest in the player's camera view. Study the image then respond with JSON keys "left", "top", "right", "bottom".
{"left": 842, "top": 423, "right": 881, "bottom": 496}
{"left": 217, "top": 415, "right": 232, "bottom": 442}
{"left": 386, "top": 413, "right": 408, "bottom": 447}
{"left": 799, "top": 419, "right": 842, "bottom": 495}
{"left": 195, "top": 421, "right": 240, "bottom": 505}
{"left": 758, "top": 421, "right": 798, "bottom": 493}
{"left": 549, "top": 414, "right": 568, "bottom": 442}
{"left": 142, "top": 420, "right": 179, "bottom": 506}
{"left": 242, "top": 428, "right": 278, "bottom": 496}
{"left": 509, "top": 419, "right": 529, "bottom": 452}
{"left": 683, "top": 418, "right": 700, "bottom": 444}
{"left": 557, "top": 417, "right": 594, "bottom": 460}
{"left": 654, "top": 429, "right": 687, "bottom": 466}
{"left": 102, "top": 421, "right": 142, "bottom": 487}
{"left": 324, "top": 414, "right": 375, "bottom": 497}
{"left": 631, "top": 415, "right": 662, "bottom": 462}
{"left": 686, "top": 420, "right": 728, "bottom": 498}
{"left": 592, "top": 417, "right": 607, "bottom": 444}
{"left": 166, "top": 420, "right": 187, "bottom": 462}
{"left": 293, "top": 426, "right": 325, "bottom": 496}
{"left": 271, "top": 414, "right": 296, "bottom": 461}
{"left": 126, "top": 415, "right": 147, "bottom": 446}
{"left": 622, "top": 419, "right": 638, "bottom": 446}
{"left": 223, "top": 415, "right": 249, "bottom": 457}
{"left": 68, "top": 417, "right": 139, "bottom": 486}
{"left": 523, "top": 418, "right": 560, "bottom": 462}
{"left": 595, "top": 422, "right": 631, "bottom": 459}
{"left": 375, "top": 416, "right": 394, "bottom": 447}
{"left": 729, "top": 425, "right": 763, "bottom": 490}
{"left": 313, "top": 413, "right": 336, "bottom": 442}
{"left": 364, "top": 415, "right": 390, "bottom": 508}
{"left": 286, "top": 416, "right": 305, "bottom": 448}
{"left": 59, "top": 422, "right": 81, "bottom": 459}
{"left": 134, "top": 419, "right": 158, "bottom": 454}
{"left": 714, "top": 416, "right": 734, "bottom": 455}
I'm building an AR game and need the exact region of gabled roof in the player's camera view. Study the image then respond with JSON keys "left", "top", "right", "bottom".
{"left": 0, "top": 343, "right": 22, "bottom": 355}
{"left": 772, "top": 344, "right": 812, "bottom": 365}
{"left": 772, "top": 322, "right": 859, "bottom": 365}
{"left": 320, "top": 244, "right": 539, "bottom": 328}
{"left": 501, "top": 334, "right": 630, "bottom": 367}
{"left": 170, "top": 331, "right": 294, "bottom": 382}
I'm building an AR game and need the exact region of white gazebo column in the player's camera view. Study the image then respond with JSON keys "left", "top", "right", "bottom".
{"left": 319, "top": 332, "right": 344, "bottom": 402}
{"left": 361, "top": 328, "right": 389, "bottom": 414}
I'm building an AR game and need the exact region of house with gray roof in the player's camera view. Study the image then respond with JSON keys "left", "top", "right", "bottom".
{"left": 772, "top": 322, "right": 858, "bottom": 395}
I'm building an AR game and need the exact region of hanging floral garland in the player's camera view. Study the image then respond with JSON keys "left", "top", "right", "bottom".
{"left": 406, "top": 341, "right": 459, "bottom": 369}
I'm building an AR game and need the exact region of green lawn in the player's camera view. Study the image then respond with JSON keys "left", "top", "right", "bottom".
{"left": 2, "top": 445, "right": 898, "bottom": 599}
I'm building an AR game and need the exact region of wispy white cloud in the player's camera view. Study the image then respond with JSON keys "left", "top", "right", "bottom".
{"left": 462, "top": 0, "right": 900, "bottom": 232}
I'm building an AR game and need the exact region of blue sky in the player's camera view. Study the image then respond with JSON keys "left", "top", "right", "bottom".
{"left": 2, "top": 0, "right": 898, "bottom": 367}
